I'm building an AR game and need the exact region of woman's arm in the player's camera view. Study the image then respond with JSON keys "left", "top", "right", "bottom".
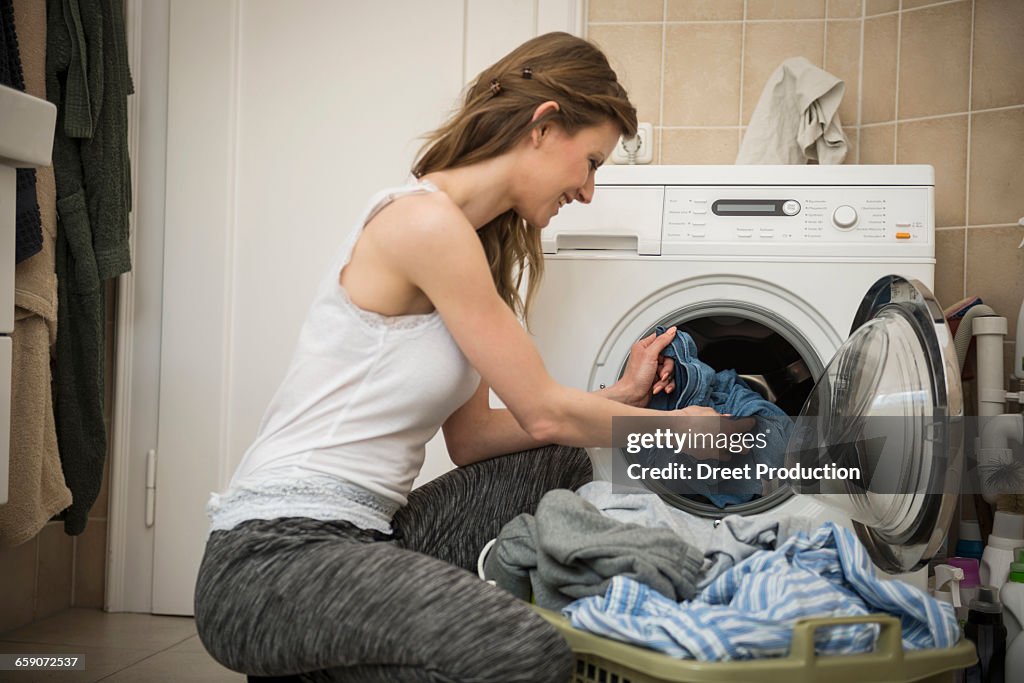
{"left": 444, "top": 328, "right": 680, "bottom": 465}
{"left": 375, "top": 193, "right": 717, "bottom": 449}
{"left": 442, "top": 381, "right": 545, "bottom": 466}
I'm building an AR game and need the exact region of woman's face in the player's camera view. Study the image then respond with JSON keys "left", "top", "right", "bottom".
{"left": 520, "top": 118, "right": 621, "bottom": 228}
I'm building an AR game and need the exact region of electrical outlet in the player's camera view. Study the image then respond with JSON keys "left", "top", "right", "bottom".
{"left": 610, "top": 122, "right": 653, "bottom": 165}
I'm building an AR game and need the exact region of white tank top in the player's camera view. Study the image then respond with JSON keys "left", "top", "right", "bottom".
{"left": 227, "top": 180, "right": 480, "bottom": 508}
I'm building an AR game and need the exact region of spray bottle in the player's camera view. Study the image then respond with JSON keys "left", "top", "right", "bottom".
{"left": 949, "top": 557, "right": 983, "bottom": 623}
{"left": 933, "top": 564, "right": 966, "bottom": 623}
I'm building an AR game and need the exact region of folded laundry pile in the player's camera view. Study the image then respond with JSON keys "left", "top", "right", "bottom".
{"left": 645, "top": 328, "right": 794, "bottom": 507}
{"left": 483, "top": 483, "right": 813, "bottom": 607}
{"left": 482, "top": 489, "right": 704, "bottom": 610}
{"left": 562, "top": 522, "right": 960, "bottom": 660}
{"left": 575, "top": 480, "right": 813, "bottom": 588}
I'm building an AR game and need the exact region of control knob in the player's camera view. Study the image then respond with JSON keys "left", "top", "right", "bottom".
{"left": 832, "top": 205, "right": 858, "bottom": 229}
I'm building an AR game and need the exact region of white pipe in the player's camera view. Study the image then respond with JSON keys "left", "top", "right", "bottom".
{"left": 1016, "top": 219, "right": 1024, "bottom": 379}
{"left": 954, "top": 304, "right": 997, "bottom": 371}
{"left": 973, "top": 315, "right": 1016, "bottom": 504}
{"left": 978, "top": 413, "right": 1024, "bottom": 504}
{"left": 974, "top": 316, "right": 1009, "bottom": 417}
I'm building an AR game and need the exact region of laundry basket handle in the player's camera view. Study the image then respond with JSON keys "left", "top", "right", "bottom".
{"left": 789, "top": 614, "right": 904, "bottom": 671}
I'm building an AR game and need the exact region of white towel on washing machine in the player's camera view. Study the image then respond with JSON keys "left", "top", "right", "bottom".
{"left": 736, "top": 56, "right": 849, "bottom": 165}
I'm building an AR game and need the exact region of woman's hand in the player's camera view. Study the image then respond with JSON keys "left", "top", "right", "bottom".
{"left": 666, "top": 406, "right": 758, "bottom": 461}
{"left": 675, "top": 405, "right": 720, "bottom": 418}
{"left": 615, "top": 327, "right": 679, "bottom": 407}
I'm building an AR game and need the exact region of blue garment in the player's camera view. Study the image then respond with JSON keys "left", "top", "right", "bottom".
{"left": 644, "top": 328, "right": 793, "bottom": 506}
{"left": 562, "top": 523, "right": 960, "bottom": 661}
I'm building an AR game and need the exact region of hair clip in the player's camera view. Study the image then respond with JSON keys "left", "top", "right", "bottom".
{"left": 489, "top": 78, "right": 502, "bottom": 96}
{"left": 521, "top": 67, "right": 533, "bottom": 80}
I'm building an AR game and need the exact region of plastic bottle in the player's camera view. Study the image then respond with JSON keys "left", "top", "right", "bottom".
{"left": 1007, "top": 619, "right": 1024, "bottom": 683}
{"left": 963, "top": 586, "right": 1006, "bottom": 683}
{"left": 981, "top": 512, "right": 1024, "bottom": 590}
{"left": 999, "top": 550, "right": 1024, "bottom": 683}
{"left": 957, "top": 520, "right": 986, "bottom": 561}
{"left": 1014, "top": 290, "right": 1023, "bottom": 380}
{"left": 949, "top": 557, "right": 983, "bottom": 623}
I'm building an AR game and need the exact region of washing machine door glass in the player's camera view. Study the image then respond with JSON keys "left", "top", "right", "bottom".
{"left": 787, "top": 276, "right": 963, "bottom": 573}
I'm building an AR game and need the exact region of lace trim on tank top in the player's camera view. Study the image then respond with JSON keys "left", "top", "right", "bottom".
{"left": 206, "top": 474, "right": 400, "bottom": 536}
{"left": 335, "top": 285, "right": 443, "bottom": 331}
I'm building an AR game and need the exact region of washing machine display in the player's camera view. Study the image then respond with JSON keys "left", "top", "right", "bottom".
{"left": 711, "top": 198, "right": 800, "bottom": 216}
{"left": 530, "top": 165, "right": 962, "bottom": 575}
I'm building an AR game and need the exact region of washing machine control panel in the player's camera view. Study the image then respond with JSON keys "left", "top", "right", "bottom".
{"left": 661, "top": 186, "right": 932, "bottom": 251}
{"left": 545, "top": 174, "right": 934, "bottom": 258}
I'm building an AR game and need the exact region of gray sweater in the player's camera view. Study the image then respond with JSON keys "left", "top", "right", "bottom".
{"left": 483, "top": 489, "right": 703, "bottom": 609}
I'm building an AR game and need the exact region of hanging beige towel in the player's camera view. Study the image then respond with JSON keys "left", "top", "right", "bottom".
{"left": 736, "top": 56, "right": 848, "bottom": 165}
{"left": 0, "top": 0, "right": 73, "bottom": 548}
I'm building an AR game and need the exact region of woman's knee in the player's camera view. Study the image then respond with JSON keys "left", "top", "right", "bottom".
{"left": 544, "top": 444, "right": 593, "bottom": 489}
{"left": 478, "top": 613, "right": 574, "bottom": 683}
{"left": 503, "top": 443, "right": 592, "bottom": 491}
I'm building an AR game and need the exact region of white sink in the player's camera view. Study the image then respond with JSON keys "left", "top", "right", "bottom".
{"left": 0, "top": 83, "right": 56, "bottom": 168}
{"left": 0, "top": 85, "right": 54, "bottom": 505}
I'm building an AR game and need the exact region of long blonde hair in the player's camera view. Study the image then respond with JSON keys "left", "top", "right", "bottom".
{"left": 412, "top": 32, "right": 637, "bottom": 323}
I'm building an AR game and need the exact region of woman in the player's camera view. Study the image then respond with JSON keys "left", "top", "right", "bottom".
{"left": 195, "top": 32, "right": 719, "bottom": 683}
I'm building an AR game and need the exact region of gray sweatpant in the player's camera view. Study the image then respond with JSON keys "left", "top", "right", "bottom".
{"left": 194, "top": 445, "right": 592, "bottom": 682}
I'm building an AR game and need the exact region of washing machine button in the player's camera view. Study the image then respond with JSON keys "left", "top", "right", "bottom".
{"left": 782, "top": 200, "right": 800, "bottom": 215}
{"left": 832, "top": 205, "right": 858, "bottom": 229}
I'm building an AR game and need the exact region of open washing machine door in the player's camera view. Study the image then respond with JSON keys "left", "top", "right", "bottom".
{"left": 786, "top": 275, "right": 964, "bottom": 573}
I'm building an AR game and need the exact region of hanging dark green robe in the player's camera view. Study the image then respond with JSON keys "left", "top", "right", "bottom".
{"left": 46, "top": 0, "right": 133, "bottom": 535}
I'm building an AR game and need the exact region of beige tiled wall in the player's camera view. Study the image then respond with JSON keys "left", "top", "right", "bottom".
{"left": 0, "top": 282, "right": 115, "bottom": 634}
{"left": 587, "top": 0, "right": 1024, "bottom": 365}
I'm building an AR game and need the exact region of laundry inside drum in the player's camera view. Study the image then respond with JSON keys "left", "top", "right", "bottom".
{"left": 625, "top": 313, "right": 818, "bottom": 518}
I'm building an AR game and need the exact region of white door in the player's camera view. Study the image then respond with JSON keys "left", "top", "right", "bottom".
{"left": 151, "top": 0, "right": 581, "bottom": 615}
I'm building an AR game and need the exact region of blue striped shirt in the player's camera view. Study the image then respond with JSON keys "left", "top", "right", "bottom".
{"left": 562, "top": 522, "right": 959, "bottom": 660}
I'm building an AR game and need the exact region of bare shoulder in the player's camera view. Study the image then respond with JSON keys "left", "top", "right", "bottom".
{"left": 366, "top": 190, "right": 473, "bottom": 245}
{"left": 355, "top": 188, "right": 497, "bottom": 303}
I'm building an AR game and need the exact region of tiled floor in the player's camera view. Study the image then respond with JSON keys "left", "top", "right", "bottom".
{"left": 0, "top": 609, "right": 243, "bottom": 682}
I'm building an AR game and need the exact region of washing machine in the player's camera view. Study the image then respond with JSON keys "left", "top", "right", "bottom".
{"left": 529, "top": 164, "right": 963, "bottom": 579}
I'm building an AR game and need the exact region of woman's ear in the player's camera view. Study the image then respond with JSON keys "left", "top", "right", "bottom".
{"left": 529, "top": 100, "right": 561, "bottom": 145}
{"left": 530, "top": 100, "right": 561, "bottom": 123}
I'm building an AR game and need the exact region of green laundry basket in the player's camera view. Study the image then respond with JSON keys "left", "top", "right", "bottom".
{"left": 533, "top": 608, "right": 977, "bottom": 683}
